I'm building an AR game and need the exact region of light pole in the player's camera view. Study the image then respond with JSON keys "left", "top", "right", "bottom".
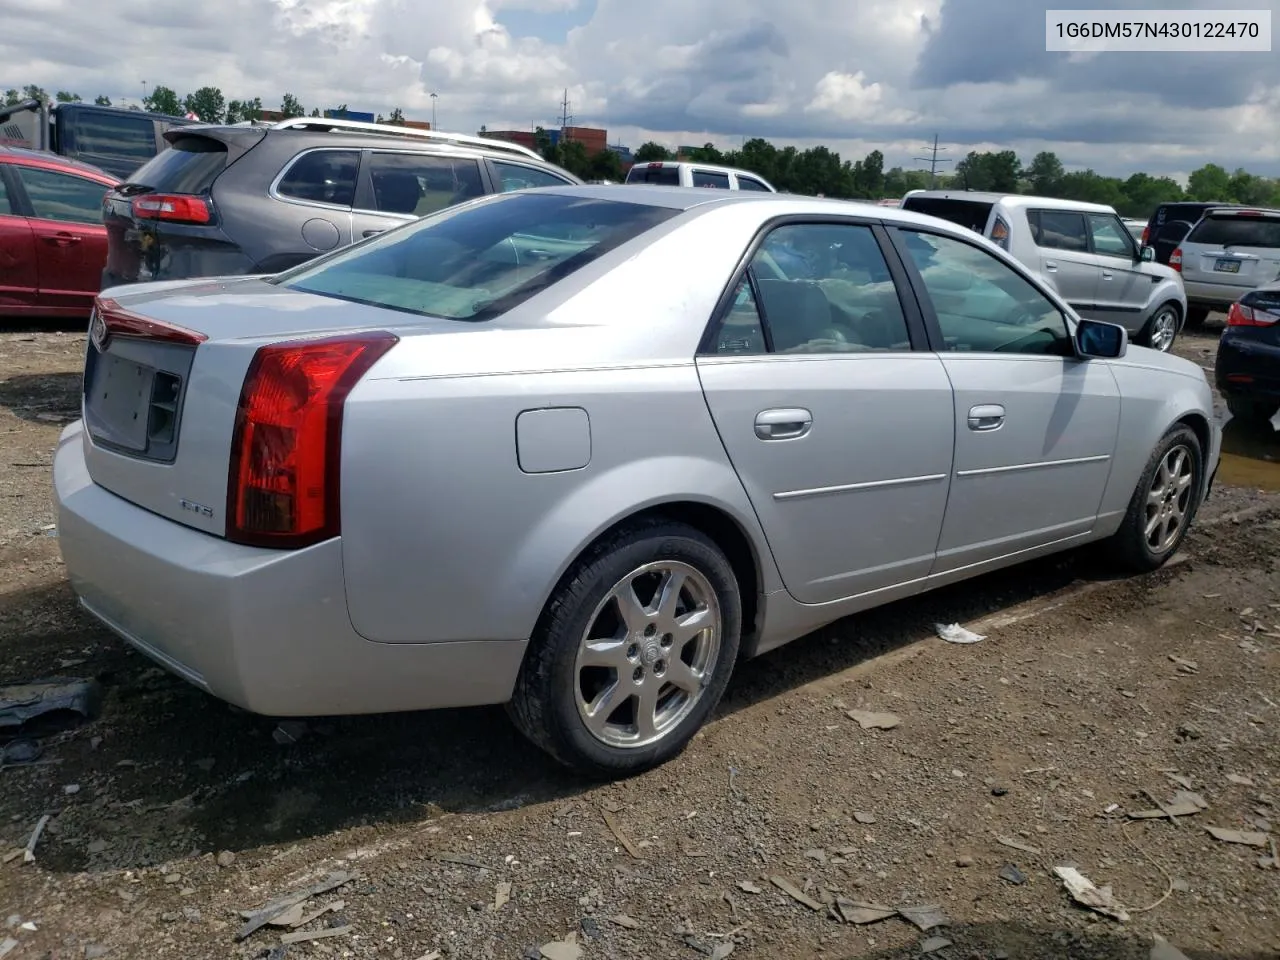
{"left": 430, "top": 92, "right": 438, "bottom": 129}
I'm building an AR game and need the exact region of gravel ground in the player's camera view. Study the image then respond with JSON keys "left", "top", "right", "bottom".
{"left": 1, "top": 320, "right": 1278, "bottom": 960}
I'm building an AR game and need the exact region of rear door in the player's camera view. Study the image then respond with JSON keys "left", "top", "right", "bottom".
{"left": 1025, "top": 209, "right": 1099, "bottom": 315}
{"left": 1181, "top": 210, "right": 1280, "bottom": 298}
{"left": 349, "top": 149, "right": 488, "bottom": 239}
{"left": 10, "top": 163, "right": 112, "bottom": 313}
{"left": 697, "top": 218, "right": 954, "bottom": 604}
{"left": 0, "top": 166, "right": 38, "bottom": 311}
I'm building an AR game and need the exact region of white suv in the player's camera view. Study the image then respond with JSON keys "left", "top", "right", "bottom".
{"left": 901, "top": 191, "right": 1187, "bottom": 352}
{"left": 1171, "top": 207, "right": 1280, "bottom": 319}
{"left": 624, "top": 161, "right": 775, "bottom": 192}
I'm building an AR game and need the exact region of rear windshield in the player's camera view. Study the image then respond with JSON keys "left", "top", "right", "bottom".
{"left": 900, "top": 197, "right": 994, "bottom": 234}
{"left": 1186, "top": 214, "right": 1280, "bottom": 249}
{"left": 274, "top": 192, "right": 679, "bottom": 322}
{"left": 123, "top": 136, "right": 228, "bottom": 193}
{"left": 626, "top": 165, "right": 681, "bottom": 186}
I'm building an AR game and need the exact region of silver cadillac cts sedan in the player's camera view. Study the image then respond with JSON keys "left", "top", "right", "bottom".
{"left": 54, "top": 185, "right": 1222, "bottom": 777}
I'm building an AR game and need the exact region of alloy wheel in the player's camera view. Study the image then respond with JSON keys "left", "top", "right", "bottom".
{"left": 1144, "top": 444, "right": 1195, "bottom": 552}
{"left": 1149, "top": 308, "right": 1178, "bottom": 352}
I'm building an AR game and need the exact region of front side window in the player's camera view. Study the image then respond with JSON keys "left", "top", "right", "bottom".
{"left": 1088, "top": 213, "right": 1136, "bottom": 258}
{"left": 493, "top": 161, "right": 573, "bottom": 192}
{"left": 1028, "top": 210, "right": 1089, "bottom": 252}
{"left": 16, "top": 167, "right": 107, "bottom": 224}
{"left": 277, "top": 149, "right": 359, "bottom": 208}
{"left": 367, "top": 153, "right": 484, "bottom": 217}
{"left": 708, "top": 222, "right": 911, "bottom": 355}
{"left": 275, "top": 192, "right": 677, "bottom": 322}
{"left": 898, "top": 229, "right": 1072, "bottom": 356}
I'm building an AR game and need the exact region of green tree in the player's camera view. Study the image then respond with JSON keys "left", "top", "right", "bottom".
{"left": 1026, "top": 151, "right": 1065, "bottom": 194}
{"left": 183, "top": 87, "right": 225, "bottom": 123}
{"left": 55, "top": 91, "right": 82, "bottom": 103}
{"left": 533, "top": 126, "right": 555, "bottom": 162}
{"left": 1187, "top": 163, "right": 1231, "bottom": 201}
{"left": 1227, "top": 168, "right": 1275, "bottom": 205}
{"left": 94, "top": 95, "right": 111, "bottom": 106}
{"left": 144, "top": 85, "right": 182, "bottom": 116}
{"left": 955, "top": 150, "right": 1022, "bottom": 192}
{"left": 684, "top": 142, "right": 724, "bottom": 164}
{"left": 553, "top": 138, "right": 591, "bottom": 178}
{"left": 309, "top": 107, "right": 321, "bottom": 117}
{"left": 589, "top": 149, "right": 624, "bottom": 182}
{"left": 280, "top": 93, "right": 305, "bottom": 118}
{"left": 3, "top": 89, "right": 19, "bottom": 105}
{"left": 225, "top": 98, "right": 263, "bottom": 124}
{"left": 388, "top": 107, "right": 405, "bottom": 124}
{"left": 16, "top": 84, "right": 50, "bottom": 105}
{"left": 633, "top": 141, "right": 670, "bottom": 162}
{"left": 1120, "top": 172, "right": 1183, "bottom": 217}
{"left": 850, "top": 149, "right": 885, "bottom": 197}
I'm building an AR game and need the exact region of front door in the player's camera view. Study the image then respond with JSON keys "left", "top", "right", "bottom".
{"left": 1088, "top": 212, "right": 1147, "bottom": 331}
{"left": 0, "top": 170, "right": 37, "bottom": 311}
{"left": 1028, "top": 209, "right": 1099, "bottom": 317}
{"left": 697, "top": 220, "right": 955, "bottom": 605}
{"left": 13, "top": 164, "right": 110, "bottom": 313}
{"left": 889, "top": 226, "right": 1121, "bottom": 572}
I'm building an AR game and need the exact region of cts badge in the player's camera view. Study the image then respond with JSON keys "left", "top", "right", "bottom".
{"left": 179, "top": 499, "right": 214, "bottom": 519}
{"left": 89, "top": 310, "right": 108, "bottom": 351}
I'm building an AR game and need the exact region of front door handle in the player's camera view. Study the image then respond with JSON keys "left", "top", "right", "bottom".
{"left": 362, "top": 229, "right": 384, "bottom": 238}
{"left": 967, "top": 404, "right": 1005, "bottom": 431}
{"left": 1101, "top": 271, "right": 1114, "bottom": 280}
{"left": 1043, "top": 261, "right": 1058, "bottom": 272}
{"left": 43, "top": 233, "right": 82, "bottom": 246}
{"left": 755, "top": 407, "right": 812, "bottom": 440}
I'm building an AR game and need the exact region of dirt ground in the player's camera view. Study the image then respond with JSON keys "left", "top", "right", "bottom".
{"left": 1, "top": 320, "right": 1278, "bottom": 960}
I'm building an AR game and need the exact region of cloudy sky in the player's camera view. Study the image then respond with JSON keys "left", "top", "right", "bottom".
{"left": 3, "top": 0, "right": 1278, "bottom": 182}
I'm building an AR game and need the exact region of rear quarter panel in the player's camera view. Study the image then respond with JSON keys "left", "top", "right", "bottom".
{"left": 1093, "top": 352, "right": 1217, "bottom": 533}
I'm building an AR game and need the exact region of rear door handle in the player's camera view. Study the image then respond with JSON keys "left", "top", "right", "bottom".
{"left": 755, "top": 407, "right": 812, "bottom": 440}
{"left": 1101, "top": 270, "right": 1114, "bottom": 280}
{"left": 362, "top": 229, "right": 384, "bottom": 238}
{"left": 967, "top": 404, "right": 1005, "bottom": 431}
{"left": 1043, "top": 261, "right": 1058, "bottom": 271}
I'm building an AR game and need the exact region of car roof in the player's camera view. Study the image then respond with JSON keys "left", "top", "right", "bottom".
{"left": 634, "top": 160, "right": 768, "bottom": 177}
{"left": 1199, "top": 205, "right": 1280, "bottom": 218}
{"left": 0, "top": 145, "right": 118, "bottom": 181}
{"left": 904, "top": 190, "right": 1117, "bottom": 215}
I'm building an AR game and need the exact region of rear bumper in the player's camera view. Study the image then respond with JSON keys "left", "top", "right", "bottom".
{"left": 53, "top": 422, "right": 527, "bottom": 716}
{"left": 1215, "top": 333, "right": 1280, "bottom": 400}
{"left": 1184, "top": 279, "right": 1253, "bottom": 310}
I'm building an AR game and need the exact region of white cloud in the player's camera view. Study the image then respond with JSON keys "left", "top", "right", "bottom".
{"left": 0, "top": 0, "right": 1277, "bottom": 178}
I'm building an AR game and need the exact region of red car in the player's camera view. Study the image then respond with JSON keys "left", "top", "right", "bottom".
{"left": 0, "top": 147, "right": 119, "bottom": 319}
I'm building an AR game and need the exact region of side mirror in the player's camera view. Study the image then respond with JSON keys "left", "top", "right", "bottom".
{"left": 1076, "top": 318, "right": 1127, "bottom": 359}
{"left": 1140, "top": 246, "right": 1155, "bottom": 262}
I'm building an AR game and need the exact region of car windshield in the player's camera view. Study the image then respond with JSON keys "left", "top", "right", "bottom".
{"left": 1186, "top": 213, "right": 1280, "bottom": 249}
{"left": 273, "top": 192, "right": 678, "bottom": 321}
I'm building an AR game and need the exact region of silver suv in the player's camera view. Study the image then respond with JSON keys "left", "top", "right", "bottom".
{"left": 1172, "top": 207, "right": 1280, "bottom": 319}
{"left": 901, "top": 191, "right": 1187, "bottom": 351}
{"left": 101, "top": 117, "right": 583, "bottom": 287}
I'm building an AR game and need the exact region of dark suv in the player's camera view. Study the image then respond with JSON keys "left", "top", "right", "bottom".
{"left": 1141, "top": 201, "right": 1241, "bottom": 265}
{"left": 100, "top": 118, "right": 583, "bottom": 287}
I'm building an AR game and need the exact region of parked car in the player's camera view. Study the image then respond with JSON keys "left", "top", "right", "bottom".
{"left": 1171, "top": 206, "right": 1280, "bottom": 329}
{"left": 1217, "top": 279, "right": 1280, "bottom": 425}
{"left": 0, "top": 100, "right": 194, "bottom": 179}
{"left": 1122, "top": 217, "right": 1145, "bottom": 241}
{"left": 99, "top": 117, "right": 583, "bottom": 287}
{"left": 1139, "top": 200, "right": 1241, "bottom": 269}
{"left": 0, "top": 146, "right": 118, "bottom": 319}
{"left": 54, "top": 186, "right": 1221, "bottom": 776}
{"left": 624, "top": 161, "right": 775, "bottom": 192}
{"left": 900, "top": 190, "right": 1187, "bottom": 351}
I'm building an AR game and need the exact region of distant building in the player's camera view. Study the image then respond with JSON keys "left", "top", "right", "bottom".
{"left": 259, "top": 109, "right": 286, "bottom": 122}
{"left": 325, "top": 108, "right": 376, "bottom": 123}
{"left": 483, "top": 125, "right": 609, "bottom": 155}
{"left": 607, "top": 143, "right": 633, "bottom": 164}
{"left": 562, "top": 125, "right": 607, "bottom": 154}
{"left": 484, "top": 129, "right": 538, "bottom": 150}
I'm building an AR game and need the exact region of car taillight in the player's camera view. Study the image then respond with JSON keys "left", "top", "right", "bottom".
{"left": 1226, "top": 301, "right": 1280, "bottom": 327}
{"left": 990, "top": 215, "right": 1011, "bottom": 251}
{"left": 1169, "top": 247, "right": 1182, "bottom": 271}
{"left": 226, "top": 332, "right": 398, "bottom": 549}
{"left": 93, "top": 296, "right": 208, "bottom": 347}
{"left": 1140, "top": 226, "right": 1149, "bottom": 246}
{"left": 131, "top": 194, "right": 211, "bottom": 224}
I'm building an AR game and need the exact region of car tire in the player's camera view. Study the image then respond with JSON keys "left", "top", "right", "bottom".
{"left": 507, "top": 519, "right": 742, "bottom": 778}
{"left": 1184, "top": 306, "right": 1210, "bottom": 330}
{"left": 1226, "top": 396, "right": 1280, "bottom": 425}
{"left": 1138, "top": 301, "right": 1181, "bottom": 352}
{"left": 1109, "top": 424, "right": 1203, "bottom": 573}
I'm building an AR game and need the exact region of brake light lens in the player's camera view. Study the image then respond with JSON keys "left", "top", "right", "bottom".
{"left": 1226, "top": 301, "right": 1280, "bottom": 327}
{"left": 226, "top": 332, "right": 398, "bottom": 549}
{"left": 1169, "top": 247, "right": 1182, "bottom": 271}
{"left": 1140, "top": 225, "right": 1150, "bottom": 246}
{"left": 93, "top": 297, "right": 208, "bottom": 347}
{"left": 132, "top": 194, "right": 211, "bottom": 224}
{"left": 990, "top": 215, "right": 1011, "bottom": 251}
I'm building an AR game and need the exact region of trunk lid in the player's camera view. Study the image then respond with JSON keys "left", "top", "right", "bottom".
{"left": 1180, "top": 210, "right": 1280, "bottom": 291}
{"left": 78, "top": 276, "right": 438, "bottom": 538}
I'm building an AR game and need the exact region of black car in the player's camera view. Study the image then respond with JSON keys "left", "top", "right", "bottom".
{"left": 1141, "top": 200, "right": 1242, "bottom": 265}
{"left": 100, "top": 117, "right": 582, "bottom": 288}
{"left": 1217, "top": 280, "right": 1280, "bottom": 426}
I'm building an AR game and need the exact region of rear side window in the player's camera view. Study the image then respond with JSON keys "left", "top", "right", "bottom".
{"left": 274, "top": 193, "right": 678, "bottom": 322}
{"left": 276, "top": 149, "right": 359, "bottom": 208}
{"left": 736, "top": 175, "right": 770, "bottom": 192}
{"left": 60, "top": 111, "right": 157, "bottom": 163}
{"left": 367, "top": 153, "right": 484, "bottom": 217}
{"left": 1186, "top": 214, "right": 1280, "bottom": 249}
{"left": 1028, "top": 210, "right": 1089, "bottom": 252}
{"left": 692, "top": 170, "right": 730, "bottom": 189}
{"left": 493, "top": 160, "right": 573, "bottom": 192}
{"left": 900, "top": 197, "right": 994, "bottom": 234}
{"left": 627, "top": 165, "right": 681, "bottom": 185}
{"left": 0, "top": 174, "right": 11, "bottom": 214}
{"left": 125, "top": 136, "right": 227, "bottom": 193}
{"left": 15, "top": 166, "right": 107, "bottom": 224}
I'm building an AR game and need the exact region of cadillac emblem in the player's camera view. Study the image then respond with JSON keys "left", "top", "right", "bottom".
{"left": 89, "top": 310, "right": 108, "bottom": 351}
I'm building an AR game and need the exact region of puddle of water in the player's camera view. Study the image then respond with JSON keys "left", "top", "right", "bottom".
{"left": 1217, "top": 419, "right": 1280, "bottom": 492}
